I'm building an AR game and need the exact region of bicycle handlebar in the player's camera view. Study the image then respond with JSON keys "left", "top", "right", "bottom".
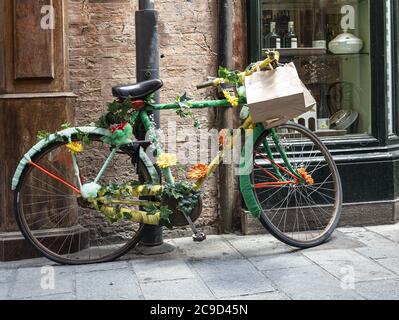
{"left": 196, "top": 50, "right": 280, "bottom": 90}
{"left": 196, "top": 81, "right": 216, "bottom": 90}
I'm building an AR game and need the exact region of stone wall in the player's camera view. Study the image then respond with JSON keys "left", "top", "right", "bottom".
{"left": 68, "top": 0, "right": 247, "bottom": 237}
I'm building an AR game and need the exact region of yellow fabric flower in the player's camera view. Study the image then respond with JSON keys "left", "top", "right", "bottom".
{"left": 156, "top": 153, "right": 178, "bottom": 169}
{"left": 66, "top": 142, "right": 84, "bottom": 154}
{"left": 223, "top": 90, "right": 239, "bottom": 107}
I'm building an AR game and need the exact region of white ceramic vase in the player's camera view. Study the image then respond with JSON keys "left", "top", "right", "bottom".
{"left": 328, "top": 32, "right": 364, "bottom": 54}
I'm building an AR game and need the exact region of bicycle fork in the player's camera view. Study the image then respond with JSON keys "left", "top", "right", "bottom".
{"left": 255, "top": 129, "right": 304, "bottom": 189}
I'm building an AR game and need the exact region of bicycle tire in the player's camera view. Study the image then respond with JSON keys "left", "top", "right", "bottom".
{"left": 14, "top": 134, "right": 153, "bottom": 265}
{"left": 252, "top": 123, "right": 343, "bottom": 248}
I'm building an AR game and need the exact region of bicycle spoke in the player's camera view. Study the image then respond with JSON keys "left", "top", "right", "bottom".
{"left": 296, "top": 188, "right": 325, "bottom": 230}
{"left": 25, "top": 183, "right": 60, "bottom": 196}
{"left": 31, "top": 174, "right": 72, "bottom": 196}
{"left": 296, "top": 188, "right": 316, "bottom": 240}
{"left": 22, "top": 198, "right": 75, "bottom": 207}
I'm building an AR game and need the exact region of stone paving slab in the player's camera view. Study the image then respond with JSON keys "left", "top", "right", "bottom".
{"left": 249, "top": 253, "right": 313, "bottom": 271}
{"left": 140, "top": 278, "right": 213, "bottom": 300}
{"left": 366, "top": 224, "right": 399, "bottom": 244}
{"left": 171, "top": 235, "right": 241, "bottom": 261}
{"left": 23, "top": 293, "right": 76, "bottom": 300}
{"left": 132, "top": 258, "right": 195, "bottom": 283}
{"left": 75, "top": 261, "right": 130, "bottom": 274}
{"left": 338, "top": 227, "right": 367, "bottom": 233}
{"left": 222, "top": 234, "right": 295, "bottom": 258}
{"left": 190, "top": 258, "right": 275, "bottom": 299}
{"left": 303, "top": 249, "right": 397, "bottom": 283}
{"left": 354, "top": 279, "right": 399, "bottom": 300}
{"left": 337, "top": 227, "right": 395, "bottom": 247}
{"left": 372, "top": 257, "right": 399, "bottom": 276}
{"left": 223, "top": 291, "right": 290, "bottom": 300}
{"left": 304, "top": 231, "right": 365, "bottom": 251}
{"left": 0, "top": 269, "right": 15, "bottom": 283}
{"left": 76, "top": 269, "right": 142, "bottom": 300}
{"left": 0, "top": 257, "right": 55, "bottom": 270}
{"left": 0, "top": 283, "right": 10, "bottom": 299}
{"left": 9, "top": 266, "right": 74, "bottom": 300}
{"left": 355, "top": 245, "right": 399, "bottom": 260}
{"left": 264, "top": 265, "right": 363, "bottom": 300}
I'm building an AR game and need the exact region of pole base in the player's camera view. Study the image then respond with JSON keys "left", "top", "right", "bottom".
{"left": 135, "top": 242, "right": 176, "bottom": 256}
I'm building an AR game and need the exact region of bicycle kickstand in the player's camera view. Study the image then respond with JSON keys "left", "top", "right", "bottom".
{"left": 182, "top": 212, "right": 206, "bottom": 242}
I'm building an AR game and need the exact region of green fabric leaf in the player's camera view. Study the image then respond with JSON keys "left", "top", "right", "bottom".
{"left": 218, "top": 66, "right": 242, "bottom": 85}
{"left": 101, "top": 123, "right": 133, "bottom": 146}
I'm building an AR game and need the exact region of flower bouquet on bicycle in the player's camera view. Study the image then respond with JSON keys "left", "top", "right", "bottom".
{"left": 12, "top": 51, "right": 342, "bottom": 265}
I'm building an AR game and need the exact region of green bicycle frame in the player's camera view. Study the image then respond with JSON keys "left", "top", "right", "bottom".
{"left": 87, "top": 97, "right": 302, "bottom": 193}
{"left": 150, "top": 99, "right": 234, "bottom": 111}
{"left": 142, "top": 98, "right": 302, "bottom": 184}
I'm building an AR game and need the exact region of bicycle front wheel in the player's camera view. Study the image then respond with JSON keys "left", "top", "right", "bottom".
{"left": 252, "top": 123, "right": 342, "bottom": 248}
{"left": 14, "top": 134, "right": 153, "bottom": 265}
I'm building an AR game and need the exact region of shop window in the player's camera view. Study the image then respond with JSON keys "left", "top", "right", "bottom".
{"left": 260, "top": 0, "right": 371, "bottom": 136}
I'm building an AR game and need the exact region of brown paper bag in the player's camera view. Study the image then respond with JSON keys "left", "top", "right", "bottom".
{"left": 245, "top": 63, "right": 315, "bottom": 127}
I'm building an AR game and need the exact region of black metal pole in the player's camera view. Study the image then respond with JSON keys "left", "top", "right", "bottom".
{"left": 136, "top": 0, "right": 160, "bottom": 128}
{"left": 217, "top": 0, "right": 236, "bottom": 233}
{"left": 218, "top": 0, "right": 233, "bottom": 69}
{"left": 135, "top": 0, "right": 173, "bottom": 254}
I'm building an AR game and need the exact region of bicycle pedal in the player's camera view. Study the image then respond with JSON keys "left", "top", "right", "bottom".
{"left": 192, "top": 232, "right": 206, "bottom": 242}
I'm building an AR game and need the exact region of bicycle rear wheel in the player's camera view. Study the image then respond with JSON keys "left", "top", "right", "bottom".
{"left": 14, "top": 134, "right": 153, "bottom": 265}
{"left": 252, "top": 123, "right": 342, "bottom": 248}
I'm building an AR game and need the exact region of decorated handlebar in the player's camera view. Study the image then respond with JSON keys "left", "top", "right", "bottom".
{"left": 196, "top": 80, "right": 216, "bottom": 90}
{"left": 196, "top": 50, "right": 280, "bottom": 90}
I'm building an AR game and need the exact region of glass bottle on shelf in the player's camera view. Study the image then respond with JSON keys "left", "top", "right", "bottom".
{"left": 262, "top": 10, "right": 273, "bottom": 41}
{"left": 284, "top": 21, "right": 298, "bottom": 48}
{"left": 317, "top": 84, "right": 331, "bottom": 131}
{"left": 326, "top": 24, "right": 334, "bottom": 44}
{"left": 264, "top": 22, "right": 281, "bottom": 49}
{"left": 276, "top": 10, "right": 290, "bottom": 39}
{"left": 312, "top": 0, "right": 327, "bottom": 48}
{"left": 263, "top": 10, "right": 273, "bottom": 24}
{"left": 313, "top": 28, "right": 326, "bottom": 48}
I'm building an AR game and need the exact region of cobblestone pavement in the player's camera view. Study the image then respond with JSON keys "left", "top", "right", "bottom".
{"left": 1, "top": 224, "right": 399, "bottom": 300}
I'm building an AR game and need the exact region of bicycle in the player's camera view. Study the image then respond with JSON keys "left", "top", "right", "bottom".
{"left": 12, "top": 51, "right": 342, "bottom": 265}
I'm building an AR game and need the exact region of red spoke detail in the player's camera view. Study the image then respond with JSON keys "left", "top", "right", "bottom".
{"left": 28, "top": 161, "right": 81, "bottom": 194}
{"left": 254, "top": 151, "right": 300, "bottom": 183}
{"left": 254, "top": 163, "right": 279, "bottom": 182}
{"left": 254, "top": 181, "right": 296, "bottom": 189}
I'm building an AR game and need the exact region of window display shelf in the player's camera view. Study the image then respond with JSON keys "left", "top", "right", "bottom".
{"left": 315, "top": 129, "right": 348, "bottom": 137}
{"left": 277, "top": 47, "right": 327, "bottom": 56}
{"left": 273, "top": 48, "right": 370, "bottom": 58}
